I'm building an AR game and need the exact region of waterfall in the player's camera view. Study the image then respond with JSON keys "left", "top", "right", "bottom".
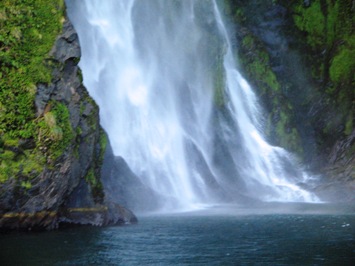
{"left": 66, "top": 0, "right": 318, "bottom": 210}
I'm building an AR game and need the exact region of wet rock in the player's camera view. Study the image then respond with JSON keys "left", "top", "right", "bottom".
{"left": 314, "top": 129, "right": 355, "bottom": 202}
{"left": 50, "top": 20, "right": 81, "bottom": 62}
{"left": 303, "top": 0, "right": 311, "bottom": 7}
{"left": 58, "top": 203, "right": 137, "bottom": 228}
{"left": 0, "top": 211, "right": 59, "bottom": 232}
{"left": 101, "top": 143, "right": 161, "bottom": 212}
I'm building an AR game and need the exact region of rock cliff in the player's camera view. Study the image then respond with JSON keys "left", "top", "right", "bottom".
{"left": 0, "top": 2, "right": 136, "bottom": 231}
{"left": 223, "top": 0, "right": 354, "bottom": 201}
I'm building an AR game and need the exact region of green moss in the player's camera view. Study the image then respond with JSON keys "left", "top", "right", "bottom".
{"left": 291, "top": 0, "right": 354, "bottom": 142}
{"left": 3, "top": 137, "right": 19, "bottom": 147}
{"left": 0, "top": 150, "right": 15, "bottom": 161}
{"left": 85, "top": 168, "right": 96, "bottom": 186}
{"left": 85, "top": 167, "right": 104, "bottom": 203}
{"left": 292, "top": 0, "right": 354, "bottom": 84}
{"left": 99, "top": 129, "right": 108, "bottom": 163}
{"left": 329, "top": 45, "right": 355, "bottom": 84}
{"left": 77, "top": 68, "right": 83, "bottom": 83}
{"left": 242, "top": 35, "right": 255, "bottom": 49}
{"left": 82, "top": 93, "right": 99, "bottom": 130}
{"left": 21, "top": 180, "right": 32, "bottom": 189}
{"left": 248, "top": 60, "right": 280, "bottom": 93}
{"left": 0, "top": 148, "right": 45, "bottom": 183}
{"left": 240, "top": 33, "right": 280, "bottom": 95}
{"left": 23, "top": 152, "right": 45, "bottom": 174}
{"left": 0, "top": 0, "right": 65, "bottom": 183}
{"left": 223, "top": 0, "right": 246, "bottom": 23}
{"left": 37, "top": 102, "right": 74, "bottom": 160}
{"left": 0, "top": 103, "right": 73, "bottom": 183}
{"left": 226, "top": 6, "right": 304, "bottom": 155}
{"left": 76, "top": 126, "right": 83, "bottom": 136}
{"left": 0, "top": 0, "right": 64, "bottom": 139}
{"left": 326, "top": 0, "right": 338, "bottom": 47}
{"left": 293, "top": 1, "right": 325, "bottom": 48}
{"left": 275, "top": 111, "right": 303, "bottom": 155}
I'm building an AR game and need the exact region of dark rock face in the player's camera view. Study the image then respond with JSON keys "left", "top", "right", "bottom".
{"left": 224, "top": 0, "right": 354, "bottom": 202}
{"left": 0, "top": 19, "right": 136, "bottom": 231}
{"left": 315, "top": 129, "right": 355, "bottom": 202}
{"left": 101, "top": 143, "right": 161, "bottom": 212}
{"left": 59, "top": 203, "right": 137, "bottom": 228}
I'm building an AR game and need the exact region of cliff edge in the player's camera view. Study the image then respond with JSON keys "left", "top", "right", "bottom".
{"left": 0, "top": 1, "right": 136, "bottom": 231}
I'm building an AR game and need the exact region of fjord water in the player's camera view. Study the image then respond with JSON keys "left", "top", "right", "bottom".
{"left": 5, "top": 3, "right": 352, "bottom": 265}
{"left": 1, "top": 204, "right": 355, "bottom": 265}
{"left": 66, "top": 0, "right": 318, "bottom": 210}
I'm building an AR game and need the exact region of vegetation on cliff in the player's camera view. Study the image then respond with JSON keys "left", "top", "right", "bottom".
{"left": 291, "top": 0, "right": 354, "bottom": 143}
{"left": 0, "top": 0, "right": 126, "bottom": 230}
{"left": 0, "top": 0, "right": 106, "bottom": 194}
{"left": 290, "top": 0, "right": 354, "bottom": 184}
{"left": 222, "top": 0, "right": 304, "bottom": 155}
{"left": 0, "top": 0, "right": 66, "bottom": 184}
{"left": 223, "top": 0, "right": 354, "bottom": 182}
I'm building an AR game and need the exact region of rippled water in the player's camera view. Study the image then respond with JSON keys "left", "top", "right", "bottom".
{"left": 1, "top": 204, "right": 355, "bottom": 265}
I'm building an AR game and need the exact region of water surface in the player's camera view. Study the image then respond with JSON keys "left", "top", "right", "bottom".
{"left": 1, "top": 204, "right": 355, "bottom": 265}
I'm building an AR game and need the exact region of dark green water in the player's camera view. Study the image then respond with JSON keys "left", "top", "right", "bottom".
{"left": 1, "top": 204, "right": 355, "bottom": 265}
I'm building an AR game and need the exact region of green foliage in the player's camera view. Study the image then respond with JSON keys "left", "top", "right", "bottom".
{"left": 240, "top": 34, "right": 280, "bottom": 95}
{"left": 293, "top": 1, "right": 325, "bottom": 48}
{"left": 224, "top": 3, "right": 303, "bottom": 155}
{"left": 326, "top": 0, "right": 338, "bottom": 47}
{"left": 0, "top": 146, "right": 45, "bottom": 183}
{"left": 329, "top": 44, "right": 355, "bottom": 84}
{"left": 0, "top": 0, "right": 66, "bottom": 183}
{"left": 327, "top": 1, "right": 355, "bottom": 87}
{"left": 293, "top": 0, "right": 354, "bottom": 81}
{"left": 37, "top": 103, "right": 74, "bottom": 160}
{"left": 84, "top": 129, "right": 107, "bottom": 203}
{"left": 99, "top": 129, "right": 108, "bottom": 163}
{"left": 0, "top": 0, "right": 64, "bottom": 139}
{"left": 242, "top": 35, "right": 254, "bottom": 49}
{"left": 0, "top": 150, "right": 15, "bottom": 161}
{"left": 275, "top": 111, "right": 303, "bottom": 155}
{"left": 292, "top": 0, "right": 355, "bottom": 142}
{"left": 21, "top": 180, "right": 32, "bottom": 189}
{"left": 292, "top": 0, "right": 354, "bottom": 86}
{"left": 247, "top": 60, "right": 280, "bottom": 93}
{"left": 85, "top": 168, "right": 96, "bottom": 186}
{"left": 223, "top": 0, "right": 246, "bottom": 23}
{"left": 81, "top": 92, "right": 99, "bottom": 130}
{"left": 85, "top": 167, "right": 104, "bottom": 203}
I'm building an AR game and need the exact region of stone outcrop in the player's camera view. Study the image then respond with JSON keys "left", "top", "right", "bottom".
{"left": 315, "top": 129, "right": 355, "bottom": 202}
{"left": 0, "top": 18, "right": 136, "bottom": 231}
{"left": 101, "top": 143, "right": 161, "bottom": 212}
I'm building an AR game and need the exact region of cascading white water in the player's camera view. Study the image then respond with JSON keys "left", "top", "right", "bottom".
{"left": 67, "top": 0, "right": 318, "bottom": 210}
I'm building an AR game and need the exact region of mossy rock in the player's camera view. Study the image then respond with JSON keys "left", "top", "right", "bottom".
{"left": 0, "top": 0, "right": 66, "bottom": 183}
